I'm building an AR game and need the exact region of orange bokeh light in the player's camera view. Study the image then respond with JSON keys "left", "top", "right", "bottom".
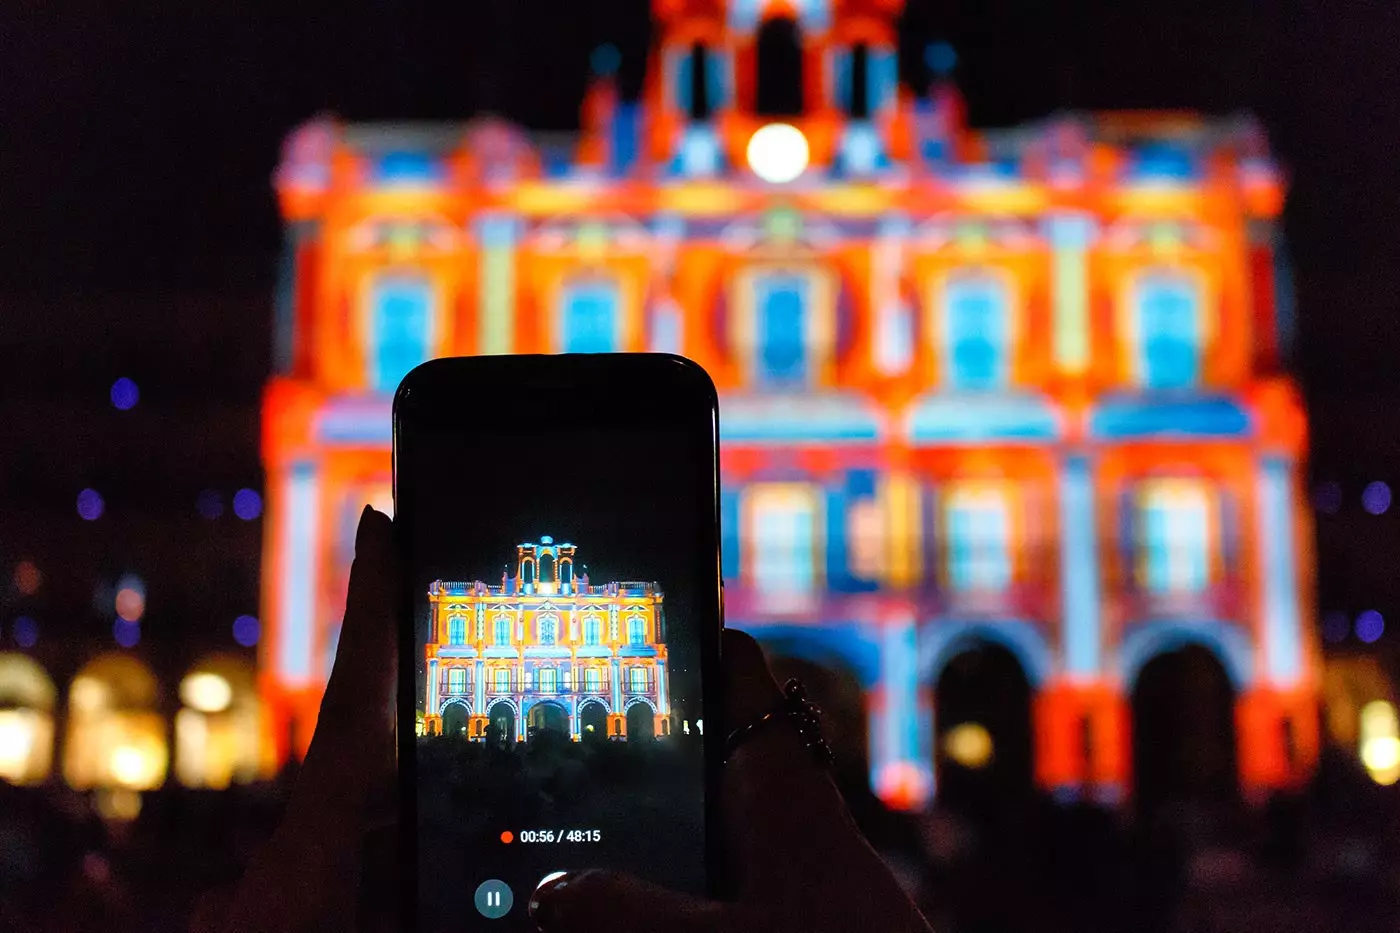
{"left": 115, "top": 588, "right": 145, "bottom": 622}
{"left": 13, "top": 561, "right": 41, "bottom": 596}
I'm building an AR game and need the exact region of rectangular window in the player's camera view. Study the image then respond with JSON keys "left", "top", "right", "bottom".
{"left": 584, "top": 616, "right": 602, "bottom": 646}
{"left": 493, "top": 669, "right": 510, "bottom": 693}
{"left": 1133, "top": 273, "right": 1202, "bottom": 390}
{"left": 1137, "top": 480, "right": 1212, "bottom": 594}
{"left": 447, "top": 616, "right": 467, "bottom": 646}
{"left": 627, "top": 616, "right": 647, "bottom": 646}
{"left": 942, "top": 274, "right": 1012, "bottom": 390}
{"left": 539, "top": 667, "right": 557, "bottom": 693}
{"left": 745, "top": 484, "right": 822, "bottom": 596}
{"left": 561, "top": 279, "right": 621, "bottom": 353}
{"left": 494, "top": 618, "right": 511, "bottom": 646}
{"left": 628, "top": 667, "right": 649, "bottom": 693}
{"left": 944, "top": 484, "right": 1013, "bottom": 592}
{"left": 447, "top": 668, "right": 467, "bottom": 694}
{"left": 368, "top": 275, "right": 435, "bottom": 393}
{"left": 755, "top": 273, "right": 811, "bottom": 387}
{"left": 584, "top": 667, "right": 602, "bottom": 693}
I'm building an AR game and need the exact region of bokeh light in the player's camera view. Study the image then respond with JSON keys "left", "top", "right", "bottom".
{"left": 1355, "top": 609, "right": 1385, "bottom": 644}
{"left": 590, "top": 43, "right": 621, "bottom": 76}
{"left": 1312, "top": 480, "right": 1342, "bottom": 515}
{"left": 1360, "top": 701, "right": 1400, "bottom": 786}
{"left": 109, "top": 377, "right": 139, "bottom": 411}
{"left": 943, "top": 722, "right": 994, "bottom": 769}
{"left": 115, "top": 589, "right": 145, "bottom": 623}
{"left": 1362, "top": 480, "right": 1392, "bottom": 515}
{"left": 113, "top": 619, "right": 141, "bottom": 648}
{"left": 925, "top": 41, "right": 958, "bottom": 76}
{"left": 77, "top": 488, "right": 105, "bottom": 521}
{"left": 12, "top": 616, "right": 38, "bottom": 648}
{"left": 179, "top": 672, "right": 233, "bottom": 714}
{"left": 747, "top": 123, "right": 809, "bottom": 184}
{"left": 232, "top": 614, "right": 260, "bottom": 647}
{"left": 232, "top": 488, "right": 263, "bottom": 521}
{"left": 13, "top": 561, "right": 41, "bottom": 596}
{"left": 195, "top": 489, "right": 224, "bottom": 519}
{"left": 1322, "top": 610, "right": 1350, "bottom": 644}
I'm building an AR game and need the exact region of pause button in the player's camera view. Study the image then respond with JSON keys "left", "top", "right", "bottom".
{"left": 474, "top": 879, "right": 514, "bottom": 919}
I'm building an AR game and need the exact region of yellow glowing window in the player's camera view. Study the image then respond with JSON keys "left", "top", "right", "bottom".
{"left": 1136, "top": 479, "right": 1213, "bottom": 594}
{"left": 744, "top": 484, "right": 823, "bottom": 595}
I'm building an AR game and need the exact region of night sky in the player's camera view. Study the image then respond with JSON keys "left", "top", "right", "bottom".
{"left": 3, "top": 0, "right": 1399, "bottom": 673}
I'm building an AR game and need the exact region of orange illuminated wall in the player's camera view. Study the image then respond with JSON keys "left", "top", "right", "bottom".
{"left": 261, "top": 0, "right": 1317, "bottom": 808}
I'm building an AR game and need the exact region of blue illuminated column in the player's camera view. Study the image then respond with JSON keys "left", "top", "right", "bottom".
{"left": 1257, "top": 456, "right": 1302, "bottom": 685}
{"left": 1060, "top": 455, "right": 1102, "bottom": 678}
{"left": 474, "top": 659, "right": 485, "bottom": 712}
{"left": 277, "top": 461, "right": 320, "bottom": 688}
{"left": 656, "top": 658, "right": 669, "bottom": 715}
{"left": 873, "top": 214, "right": 913, "bottom": 376}
{"left": 426, "top": 658, "right": 439, "bottom": 717}
{"left": 1045, "top": 214, "right": 1095, "bottom": 376}
{"left": 871, "top": 614, "right": 932, "bottom": 806}
{"left": 650, "top": 214, "right": 685, "bottom": 354}
{"left": 611, "top": 657, "right": 622, "bottom": 712}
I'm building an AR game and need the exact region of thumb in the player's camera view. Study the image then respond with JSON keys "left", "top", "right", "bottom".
{"left": 529, "top": 870, "right": 752, "bottom": 933}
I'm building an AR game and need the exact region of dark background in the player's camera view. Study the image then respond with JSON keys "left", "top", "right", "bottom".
{"left": 3, "top": 0, "right": 1399, "bottom": 675}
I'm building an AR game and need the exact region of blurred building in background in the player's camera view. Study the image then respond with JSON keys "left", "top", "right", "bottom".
{"left": 422, "top": 536, "right": 670, "bottom": 743}
{"left": 260, "top": 0, "right": 1317, "bottom": 808}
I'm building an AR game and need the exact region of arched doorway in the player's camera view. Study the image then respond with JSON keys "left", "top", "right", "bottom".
{"left": 441, "top": 702, "right": 469, "bottom": 739}
{"left": 65, "top": 655, "right": 168, "bottom": 791}
{"left": 934, "top": 643, "right": 1034, "bottom": 812}
{"left": 1132, "top": 644, "right": 1238, "bottom": 812}
{"left": 487, "top": 702, "right": 516, "bottom": 746}
{"left": 527, "top": 701, "right": 569, "bottom": 739}
{"left": 626, "top": 702, "right": 655, "bottom": 741}
{"left": 175, "top": 655, "right": 268, "bottom": 789}
{"left": 0, "top": 653, "right": 57, "bottom": 785}
{"left": 579, "top": 701, "right": 608, "bottom": 743}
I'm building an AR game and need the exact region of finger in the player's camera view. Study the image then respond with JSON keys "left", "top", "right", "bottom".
{"left": 720, "top": 629, "right": 868, "bottom": 897}
{"left": 223, "top": 505, "right": 398, "bottom": 932}
{"left": 530, "top": 870, "right": 752, "bottom": 933}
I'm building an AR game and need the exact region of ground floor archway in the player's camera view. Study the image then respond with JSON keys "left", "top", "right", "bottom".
{"left": 626, "top": 702, "right": 655, "bottom": 740}
{"left": 579, "top": 700, "right": 608, "bottom": 742}
{"left": 934, "top": 642, "right": 1034, "bottom": 813}
{"left": 527, "top": 701, "right": 569, "bottom": 738}
{"left": 486, "top": 702, "right": 516, "bottom": 745}
{"left": 441, "top": 702, "right": 469, "bottom": 739}
{"left": 1132, "top": 643, "right": 1238, "bottom": 812}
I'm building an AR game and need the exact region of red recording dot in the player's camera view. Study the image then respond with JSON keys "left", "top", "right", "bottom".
{"left": 500, "top": 831, "right": 514, "bottom": 845}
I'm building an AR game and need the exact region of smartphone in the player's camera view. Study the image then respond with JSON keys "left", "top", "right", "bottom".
{"left": 392, "top": 354, "right": 725, "bottom": 931}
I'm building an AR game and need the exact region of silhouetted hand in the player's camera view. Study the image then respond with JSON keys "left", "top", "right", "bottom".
{"left": 200, "top": 506, "right": 934, "bottom": 933}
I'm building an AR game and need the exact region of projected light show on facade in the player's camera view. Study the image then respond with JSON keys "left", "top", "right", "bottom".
{"left": 260, "top": 0, "right": 1318, "bottom": 809}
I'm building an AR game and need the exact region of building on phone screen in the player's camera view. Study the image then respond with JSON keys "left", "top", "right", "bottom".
{"left": 420, "top": 537, "right": 670, "bottom": 742}
{"left": 261, "top": 0, "right": 1318, "bottom": 810}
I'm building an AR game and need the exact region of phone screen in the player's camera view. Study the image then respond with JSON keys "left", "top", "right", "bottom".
{"left": 395, "top": 356, "right": 721, "bottom": 932}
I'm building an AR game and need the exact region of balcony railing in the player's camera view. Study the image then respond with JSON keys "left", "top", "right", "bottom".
{"left": 477, "top": 677, "right": 615, "bottom": 695}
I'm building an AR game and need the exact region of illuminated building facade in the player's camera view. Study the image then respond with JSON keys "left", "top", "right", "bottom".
{"left": 261, "top": 0, "right": 1318, "bottom": 807}
{"left": 421, "top": 537, "right": 670, "bottom": 742}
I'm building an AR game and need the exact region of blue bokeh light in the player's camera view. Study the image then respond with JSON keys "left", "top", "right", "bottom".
{"left": 1356, "top": 610, "right": 1385, "bottom": 644}
{"left": 77, "top": 488, "right": 105, "bottom": 521}
{"left": 196, "top": 489, "right": 224, "bottom": 520}
{"left": 925, "top": 42, "right": 958, "bottom": 76}
{"left": 590, "top": 43, "right": 621, "bottom": 76}
{"left": 233, "top": 488, "right": 263, "bottom": 521}
{"left": 1362, "top": 481, "right": 1392, "bottom": 516}
{"left": 110, "top": 377, "right": 139, "bottom": 411}
{"left": 113, "top": 618, "right": 141, "bottom": 648}
{"left": 233, "top": 614, "right": 261, "bottom": 648}
{"left": 13, "top": 616, "right": 38, "bottom": 648}
{"left": 1322, "top": 610, "right": 1350, "bottom": 644}
{"left": 1312, "top": 480, "right": 1342, "bottom": 515}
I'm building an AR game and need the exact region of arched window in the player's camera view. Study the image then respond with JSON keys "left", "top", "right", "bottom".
{"left": 539, "top": 667, "right": 558, "bottom": 693}
{"left": 538, "top": 615, "right": 558, "bottom": 646}
{"left": 1133, "top": 272, "right": 1202, "bottom": 390}
{"left": 627, "top": 615, "right": 647, "bottom": 647}
{"left": 584, "top": 667, "right": 603, "bottom": 693}
{"left": 583, "top": 615, "right": 602, "bottom": 646}
{"left": 745, "top": 483, "right": 822, "bottom": 596}
{"left": 628, "top": 667, "right": 649, "bottom": 694}
{"left": 367, "top": 274, "right": 435, "bottom": 393}
{"left": 447, "top": 668, "right": 467, "bottom": 694}
{"left": 944, "top": 482, "right": 1013, "bottom": 593}
{"left": 560, "top": 279, "right": 621, "bottom": 353}
{"left": 494, "top": 617, "right": 512, "bottom": 646}
{"left": 942, "top": 274, "right": 1013, "bottom": 390}
{"left": 493, "top": 668, "right": 511, "bottom": 693}
{"left": 753, "top": 272, "right": 813, "bottom": 387}
{"left": 447, "top": 615, "right": 467, "bottom": 646}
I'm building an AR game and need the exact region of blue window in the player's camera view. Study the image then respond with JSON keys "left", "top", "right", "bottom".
{"left": 494, "top": 617, "right": 511, "bottom": 646}
{"left": 748, "top": 485, "right": 820, "bottom": 595}
{"left": 584, "top": 667, "right": 602, "bottom": 693}
{"left": 1135, "top": 274, "right": 1201, "bottom": 390}
{"left": 493, "top": 669, "right": 510, "bottom": 693}
{"left": 1138, "top": 481, "right": 1211, "bottom": 594}
{"left": 369, "top": 276, "right": 434, "bottom": 393}
{"left": 447, "top": 615, "right": 466, "bottom": 646}
{"left": 584, "top": 616, "right": 602, "bottom": 646}
{"left": 945, "top": 486, "right": 1012, "bottom": 592}
{"left": 447, "top": 668, "right": 467, "bottom": 694}
{"left": 561, "top": 280, "right": 620, "bottom": 353}
{"left": 755, "top": 274, "right": 811, "bottom": 387}
{"left": 539, "top": 667, "right": 557, "bottom": 693}
{"left": 944, "top": 275, "right": 1011, "bottom": 390}
{"left": 627, "top": 615, "right": 646, "bottom": 646}
{"left": 628, "top": 667, "right": 649, "bottom": 693}
{"left": 538, "top": 616, "right": 558, "bottom": 646}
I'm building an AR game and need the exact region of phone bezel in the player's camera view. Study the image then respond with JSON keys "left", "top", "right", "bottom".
{"left": 391, "top": 353, "right": 727, "bottom": 926}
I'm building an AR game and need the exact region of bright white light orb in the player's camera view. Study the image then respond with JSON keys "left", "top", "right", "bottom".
{"left": 180, "top": 672, "right": 233, "bottom": 714}
{"left": 746, "top": 123, "right": 809, "bottom": 184}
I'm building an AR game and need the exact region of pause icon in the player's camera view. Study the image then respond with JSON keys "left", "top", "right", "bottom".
{"left": 474, "top": 879, "right": 514, "bottom": 919}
